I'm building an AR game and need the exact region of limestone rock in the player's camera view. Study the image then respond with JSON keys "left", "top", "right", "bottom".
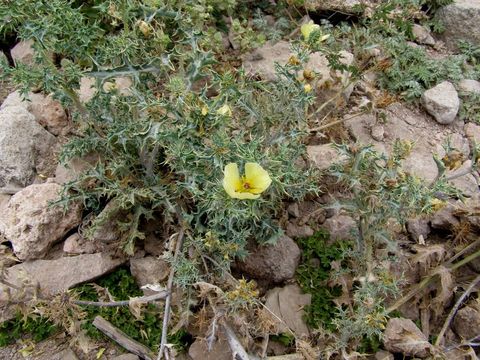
{"left": 63, "top": 233, "right": 98, "bottom": 254}
{"left": 4, "top": 253, "right": 125, "bottom": 297}
{"left": 11, "top": 40, "right": 35, "bottom": 66}
{"left": 0, "top": 106, "right": 57, "bottom": 188}
{"left": 111, "top": 355, "right": 140, "bottom": 360}
{"left": 383, "top": 318, "right": 433, "bottom": 358}
{"left": 235, "top": 235, "right": 300, "bottom": 283}
{"left": 265, "top": 284, "right": 311, "bottom": 337}
{"left": 464, "top": 122, "right": 480, "bottom": 144}
{"left": 77, "top": 76, "right": 97, "bottom": 104}
{"left": 458, "top": 79, "right": 480, "bottom": 94}
{"left": 453, "top": 305, "right": 480, "bottom": 340}
{"left": 306, "top": 144, "right": 348, "bottom": 171}
{"left": 303, "top": 0, "right": 364, "bottom": 13}
{"left": 130, "top": 256, "right": 170, "bottom": 288}
{"left": 421, "top": 81, "right": 460, "bottom": 125}
{"left": 412, "top": 24, "right": 435, "bottom": 46}
{"left": 1, "top": 91, "right": 68, "bottom": 135}
{"left": 0, "top": 183, "right": 82, "bottom": 260}
{"left": 436, "top": 0, "right": 480, "bottom": 51}
{"left": 323, "top": 215, "right": 356, "bottom": 241}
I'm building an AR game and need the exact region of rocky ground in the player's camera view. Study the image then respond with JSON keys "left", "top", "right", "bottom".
{"left": 1, "top": 0, "right": 480, "bottom": 359}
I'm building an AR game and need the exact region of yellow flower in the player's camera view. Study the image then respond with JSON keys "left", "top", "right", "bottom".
{"left": 301, "top": 20, "right": 320, "bottom": 41}
{"left": 304, "top": 83, "right": 312, "bottom": 93}
{"left": 217, "top": 104, "right": 232, "bottom": 117}
{"left": 223, "top": 162, "right": 272, "bottom": 199}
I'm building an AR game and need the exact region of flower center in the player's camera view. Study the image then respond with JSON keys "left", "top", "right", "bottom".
{"left": 242, "top": 182, "right": 251, "bottom": 189}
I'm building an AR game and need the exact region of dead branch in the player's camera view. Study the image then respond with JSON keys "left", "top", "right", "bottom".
{"left": 435, "top": 274, "right": 480, "bottom": 347}
{"left": 92, "top": 315, "right": 155, "bottom": 360}
{"left": 156, "top": 227, "right": 185, "bottom": 360}
{"left": 221, "top": 320, "right": 251, "bottom": 360}
{"left": 72, "top": 290, "right": 169, "bottom": 307}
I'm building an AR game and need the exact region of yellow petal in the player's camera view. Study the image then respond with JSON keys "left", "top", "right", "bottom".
{"left": 233, "top": 191, "right": 260, "bottom": 200}
{"left": 244, "top": 162, "right": 272, "bottom": 194}
{"left": 217, "top": 104, "right": 232, "bottom": 117}
{"left": 301, "top": 21, "right": 320, "bottom": 41}
{"left": 223, "top": 163, "right": 242, "bottom": 198}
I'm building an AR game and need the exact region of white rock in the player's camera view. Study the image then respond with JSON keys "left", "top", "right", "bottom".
{"left": 0, "top": 183, "right": 83, "bottom": 260}
{"left": 306, "top": 144, "right": 348, "bottom": 171}
{"left": 412, "top": 24, "right": 435, "bottom": 46}
{"left": 0, "top": 106, "right": 57, "bottom": 188}
{"left": 1, "top": 91, "right": 68, "bottom": 135}
{"left": 77, "top": 76, "right": 97, "bottom": 104}
{"left": 3, "top": 253, "right": 125, "bottom": 297}
{"left": 265, "top": 284, "right": 311, "bottom": 337}
{"left": 436, "top": 0, "right": 480, "bottom": 51}
{"left": 421, "top": 81, "right": 460, "bottom": 125}
{"left": 458, "top": 79, "right": 480, "bottom": 94}
{"left": 11, "top": 40, "right": 35, "bottom": 66}
{"left": 384, "top": 318, "right": 433, "bottom": 358}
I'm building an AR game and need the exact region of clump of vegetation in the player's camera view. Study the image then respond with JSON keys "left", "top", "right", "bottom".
{"left": 296, "top": 230, "right": 351, "bottom": 331}
{"left": 75, "top": 267, "right": 190, "bottom": 351}
{"left": 0, "top": 313, "right": 58, "bottom": 347}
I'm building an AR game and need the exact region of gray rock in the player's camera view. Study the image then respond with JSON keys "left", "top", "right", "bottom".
{"left": 0, "top": 183, "right": 83, "bottom": 260}
{"left": 436, "top": 0, "right": 480, "bottom": 51}
{"left": 287, "top": 202, "right": 300, "bottom": 218}
{"left": 4, "top": 253, "right": 125, "bottom": 297}
{"left": 63, "top": 233, "right": 98, "bottom": 254}
{"left": 421, "top": 81, "right": 460, "bottom": 125}
{"left": 1, "top": 91, "right": 68, "bottom": 135}
{"left": 286, "top": 222, "right": 314, "bottom": 239}
{"left": 406, "top": 218, "right": 431, "bottom": 242}
{"left": 305, "top": 0, "right": 363, "bottom": 12}
{"left": 235, "top": 235, "right": 300, "bottom": 283}
{"left": 306, "top": 144, "right": 348, "bottom": 171}
{"left": 412, "top": 24, "right": 435, "bottom": 45}
{"left": 448, "top": 160, "right": 479, "bottom": 197}
{"left": 0, "top": 106, "right": 57, "bottom": 188}
{"left": 458, "top": 79, "right": 480, "bottom": 94}
{"left": 431, "top": 204, "right": 460, "bottom": 230}
{"left": 383, "top": 318, "right": 433, "bottom": 358}
{"left": 265, "top": 284, "right": 311, "bottom": 337}
{"left": 10, "top": 40, "right": 35, "bottom": 66}
{"left": 453, "top": 305, "right": 480, "bottom": 340}
{"left": 130, "top": 256, "right": 170, "bottom": 288}
{"left": 323, "top": 215, "right": 357, "bottom": 241}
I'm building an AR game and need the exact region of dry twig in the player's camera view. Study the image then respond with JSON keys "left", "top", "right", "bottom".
{"left": 73, "top": 290, "right": 169, "bottom": 307}
{"left": 156, "top": 227, "right": 185, "bottom": 360}
{"left": 93, "top": 315, "right": 155, "bottom": 360}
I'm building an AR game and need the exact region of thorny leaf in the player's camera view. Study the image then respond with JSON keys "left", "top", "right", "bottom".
{"left": 128, "top": 297, "right": 144, "bottom": 321}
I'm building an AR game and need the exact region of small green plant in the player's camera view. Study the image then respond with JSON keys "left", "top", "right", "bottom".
{"left": 0, "top": 313, "right": 58, "bottom": 347}
{"left": 460, "top": 93, "right": 480, "bottom": 124}
{"left": 296, "top": 230, "right": 351, "bottom": 331}
{"left": 74, "top": 267, "right": 190, "bottom": 351}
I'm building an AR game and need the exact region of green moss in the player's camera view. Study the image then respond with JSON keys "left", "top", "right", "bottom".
{"left": 75, "top": 267, "right": 189, "bottom": 352}
{"left": 0, "top": 313, "right": 58, "bottom": 347}
{"left": 296, "top": 230, "right": 351, "bottom": 331}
